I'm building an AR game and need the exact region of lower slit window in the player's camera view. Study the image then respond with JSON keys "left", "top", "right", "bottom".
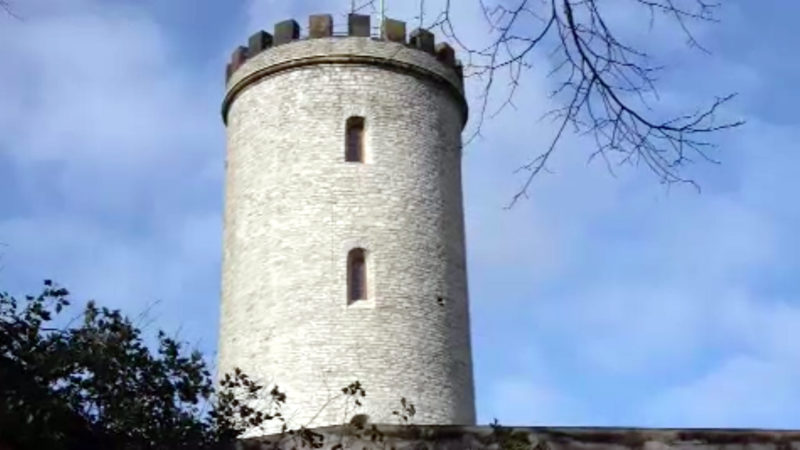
{"left": 348, "top": 248, "right": 367, "bottom": 302}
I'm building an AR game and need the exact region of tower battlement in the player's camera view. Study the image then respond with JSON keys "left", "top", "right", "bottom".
{"left": 225, "top": 14, "right": 464, "bottom": 83}
{"left": 221, "top": 14, "right": 467, "bottom": 125}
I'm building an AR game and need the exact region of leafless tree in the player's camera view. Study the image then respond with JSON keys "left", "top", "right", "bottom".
{"left": 420, "top": 0, "right": 743, "bottom": 207}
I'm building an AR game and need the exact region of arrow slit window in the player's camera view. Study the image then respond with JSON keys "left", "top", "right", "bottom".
{"left": 348, "top": 248, "right": 367, "bottom": 303}
{"left": 345, "top": 116, "right": 365, "bottom": 162}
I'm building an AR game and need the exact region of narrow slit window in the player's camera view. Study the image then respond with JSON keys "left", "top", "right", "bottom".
{"left": 345, "top": 116, "right": 365, "bottom": 162}
{"left": 347, "top": 248, "right": 367, "bottom": 302}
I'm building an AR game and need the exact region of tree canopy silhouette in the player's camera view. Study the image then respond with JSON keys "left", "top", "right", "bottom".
{"left": 0, "top": 281, "right": 285, "bottom": 450}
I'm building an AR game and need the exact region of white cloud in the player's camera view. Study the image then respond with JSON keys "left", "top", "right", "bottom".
{"left": 480, "top": 119, "right": 800, "bottom": 424}
{"left": 0, "top": 0, "right": 223, "bottom": 355}
{"left": 459, "top": 4, "right": 800, "bottom": 418}
{"left": 0, "top": 3, "right": 222, "bottom": 214}
{"left": 480, "top": 346, "right": 589, "bottom": 426}
{"left": 0, "top": 211, "right": 222, "bottom": 350}
{"left": 2, "top": 9, "right": 180, "bottom": 163}
{"left": 488, "top": 377, "right": 587, "bottom": 426}
{"left": 645, "top": 355, "right": 800, "bottom": 428}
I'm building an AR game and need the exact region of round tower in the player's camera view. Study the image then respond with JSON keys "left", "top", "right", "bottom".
{"left": 218, "top": 13, "right": 475, "bottom": 433}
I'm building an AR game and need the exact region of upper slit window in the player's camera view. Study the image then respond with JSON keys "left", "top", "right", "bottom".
{"left": 347, "top": 248, "right": 367, "bottom": 303}
{"left": 345, "top": 116, "right": 365, "bottom": 163}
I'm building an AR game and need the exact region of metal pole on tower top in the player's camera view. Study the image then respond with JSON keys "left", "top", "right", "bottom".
{"left": 379, "top": 0, "right": 385, "bottom": 37}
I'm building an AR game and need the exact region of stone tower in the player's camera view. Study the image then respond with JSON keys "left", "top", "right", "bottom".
{"left": 218, "top": 14, "right": 475, "bottom": 433}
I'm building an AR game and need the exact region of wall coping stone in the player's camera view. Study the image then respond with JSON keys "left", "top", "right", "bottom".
{"left": 237, "top": 424, "right": 800, "bottom": 450}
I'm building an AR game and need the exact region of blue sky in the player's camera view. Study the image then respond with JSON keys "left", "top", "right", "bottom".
{"left": 1, "top": 0, "right": 799, "bottom": 429}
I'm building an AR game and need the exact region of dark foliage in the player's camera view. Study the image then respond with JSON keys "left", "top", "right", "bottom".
{"left": 0, "top": 281, "right": 281, "bottom": 450}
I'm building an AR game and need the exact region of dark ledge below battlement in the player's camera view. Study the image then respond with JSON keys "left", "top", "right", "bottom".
{"left": 235, "top": 424, "right": 800, "bottom": 450}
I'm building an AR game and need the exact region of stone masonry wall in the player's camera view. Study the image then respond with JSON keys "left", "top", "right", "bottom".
{"left": 218, "top": 36, "right": 475, "bottom": 433}
{"left": 239, "top": 425, "right": 800, "bottom": 450}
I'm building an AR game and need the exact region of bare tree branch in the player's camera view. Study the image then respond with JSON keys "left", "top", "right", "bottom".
{"left": 0, "top": 0, "right": 20, "bottom": 19}
{"left": 430, "top": 0, "right": 743, "bottom": 207}
{"left": 351, "top": 0, "right": 376, "bottom": 14}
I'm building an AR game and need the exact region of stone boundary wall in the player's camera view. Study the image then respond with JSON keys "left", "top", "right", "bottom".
{"left": 239, "top": 425, "right": 800, "bottom": 450}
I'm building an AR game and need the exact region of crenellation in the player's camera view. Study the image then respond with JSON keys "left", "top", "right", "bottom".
{"left": 348, "top": 13, "right": 371, "bottom": 37}
{"left": 309, "top": 14, "right": 333, "bottom": 38}
{"left": 224, "top": 14, "right": 463, "bottom": 84}
{"left": 222, "top": 38, "right": 468, "bottom": 126}
{"left": 409, "top": 28, "right": 435, "bottom": 54}
{"left": 230, "top": 45, "right": 247, "bottom": 72}
{"left": 273, "top": 19, "right": 300, "bottom": 45}
{"left": 248, "top": 30, "right": 273, "bottom": 55}
{"left": 435, "top": 42, "right": 455, "bottom": 66}
{"left": 383, "top": 18, "right": 406, "bottom": 43}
